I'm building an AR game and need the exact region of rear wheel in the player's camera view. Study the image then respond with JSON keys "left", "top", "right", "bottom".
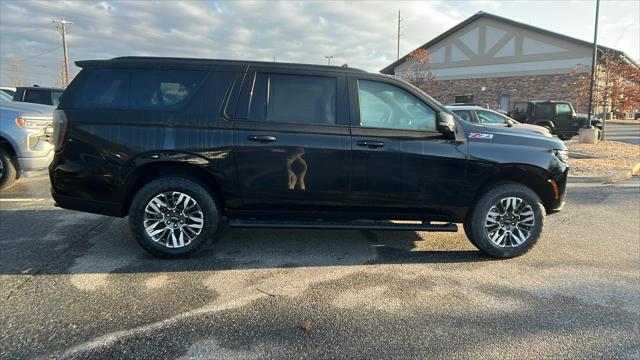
{"left": 558, "top": 134, "right": 573, "bottom": 141}
{"left": 0, "top": 148, "right": 18, "bottom": 190}
{"left": 129, "top": 177, "right": 220, "bottom": 258}
{"left": 464, "top": 182, "right": 544, "bottom": 258}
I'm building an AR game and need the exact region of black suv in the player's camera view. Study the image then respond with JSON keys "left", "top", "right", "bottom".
{"left": 509, "top": 100, "right": 603, "bottom": 140}
{"left": 50, "top": 57, "right": 568, "bottom": 259}
{"left": 13, "top": 86, "right": 65, "bottom": 107}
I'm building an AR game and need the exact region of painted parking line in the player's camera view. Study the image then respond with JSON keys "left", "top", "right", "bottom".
{"left": 0, "top": 198, "right": 48, "bottom": 202}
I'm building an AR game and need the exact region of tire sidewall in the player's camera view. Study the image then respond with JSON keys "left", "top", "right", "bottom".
{"left": 129, "top": 177, "right": 219, "bottom": 258}
{"left": 0, "top": 149, "right": 18, "bottom": 190}
{"left": 469, "top": 184, "right": 544, "bottom": 258}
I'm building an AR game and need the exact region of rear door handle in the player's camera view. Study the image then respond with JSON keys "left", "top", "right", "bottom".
{"left": 248, "top": 135, "right": 277, "bottom": 143}
{"left": 356, "top": 140, "right": 384, "bottom": 148}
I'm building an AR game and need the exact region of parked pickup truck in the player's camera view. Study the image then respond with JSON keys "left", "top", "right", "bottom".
{"left": 509, "top": 100, "right": 602, "bottom": 140}
{"left": 0, "top": 91, "right": 55, "bottom": 189}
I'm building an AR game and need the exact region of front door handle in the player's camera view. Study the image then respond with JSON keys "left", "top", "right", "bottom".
{"left": 357, "top": 140, "right": 384, "bottom": 148}
{"left": 248, "top": 135, "right": 277, "bottom": 143}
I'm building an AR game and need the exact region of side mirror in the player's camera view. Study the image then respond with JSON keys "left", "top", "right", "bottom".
{"left": 505, "top": 118, "right": 514, "bottom": 127}
{"left": 437, "top": 112, "right": 456, "bottom": 134}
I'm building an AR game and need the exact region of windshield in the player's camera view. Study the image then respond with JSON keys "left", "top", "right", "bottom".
{"left": 0, "top": 91, "right": 12, "bottom": 101}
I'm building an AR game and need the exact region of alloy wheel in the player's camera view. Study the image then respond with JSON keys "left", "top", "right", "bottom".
{"left": 143, "top": 191, "right": 204, "bottom": 248}
{"left": 484, "top": 197, "right": 535, "bottom": 248}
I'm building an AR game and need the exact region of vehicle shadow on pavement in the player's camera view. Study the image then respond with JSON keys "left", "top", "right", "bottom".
{"left": 0, "top": 209, "right": 494, "bottom": 276}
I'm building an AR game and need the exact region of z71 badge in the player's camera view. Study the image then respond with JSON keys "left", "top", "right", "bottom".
{"left": 469, "top": 132, "right": 494, "bottom": 140}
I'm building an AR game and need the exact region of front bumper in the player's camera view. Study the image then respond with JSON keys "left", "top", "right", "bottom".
{"left": 17, "top": 149, "right": 54, "bottom": 174}
{"left": 549, "top": 168, "right": 568, "bottom": 214}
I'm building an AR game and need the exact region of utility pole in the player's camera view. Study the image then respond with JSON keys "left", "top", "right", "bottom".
{"left": 52, "top": 18, "right": 72, "bottom": 87}
{"left": 397, "top": 10, "right": 401, "bottom": 60}
{"left": 325, "top": 55, "right": 333, "bottom": 65}
{"left": 581, "top": 0, "right": 599, "bottom": 143}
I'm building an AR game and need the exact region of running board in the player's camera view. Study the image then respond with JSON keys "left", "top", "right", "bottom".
{"left": 228, "top": 219, "right": 458, "bottom": 232}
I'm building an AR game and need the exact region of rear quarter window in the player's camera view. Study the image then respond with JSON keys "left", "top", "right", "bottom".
{"left": 69, "top": 68, "right": 207, "bottom": 111}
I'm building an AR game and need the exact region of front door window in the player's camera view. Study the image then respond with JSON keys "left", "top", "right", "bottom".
{"left": 358, "top": 80, "right": 436, "bottom": 131}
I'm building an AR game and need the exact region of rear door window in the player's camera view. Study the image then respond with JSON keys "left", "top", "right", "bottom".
{"left": 247, "top": 73, "right": 337, "bottom": 125}
{"left": 24, "top": 90, "right": 52, "bottom": 105}
{"left": 534, "top": 104, "right": 555, "bottom": 118}
{"left": 452, "top": 110, "right": 473, "bottom": 122}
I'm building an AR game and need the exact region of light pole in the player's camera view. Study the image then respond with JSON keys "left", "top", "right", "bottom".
{"left": 325, "top": 55, "right": 333, "bottom": 65}
{"left": 581, "top": 0, "right": 600, "bottom": 143}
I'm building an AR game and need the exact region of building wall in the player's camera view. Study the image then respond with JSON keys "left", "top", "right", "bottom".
{"left": 394, "top": 17, "right": 593, "bottom": 80}
{"left": 413, "top": 73, "right": 590, "bottom": 112}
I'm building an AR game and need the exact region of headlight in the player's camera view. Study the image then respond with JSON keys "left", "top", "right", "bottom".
{"left": 16, "top": 117, "right": 51, "bottom": 129}
{"left": 553, "top": 149, "right": 569, "bottom": 163}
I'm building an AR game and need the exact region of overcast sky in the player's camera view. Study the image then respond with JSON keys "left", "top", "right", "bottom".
{"left": 1, "top": 0, "right": 638, "bottom": 87}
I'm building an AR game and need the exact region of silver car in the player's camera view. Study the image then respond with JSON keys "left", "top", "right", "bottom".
{"left": 447, "top": 105, "right": 551, "bottom": 137}
{"left": 0, "top": 91, "right": 55, "bottom": 189}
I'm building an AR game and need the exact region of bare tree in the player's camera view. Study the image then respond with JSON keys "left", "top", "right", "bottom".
{"left": 567, "top": 52, "right": 640, "bottom": 117}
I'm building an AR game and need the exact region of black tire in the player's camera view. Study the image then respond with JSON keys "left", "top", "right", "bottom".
{"left": 558, "top": 134, "right": 573, "bottom": 141}
{"left": 129, "top": 177, "right": 220, "bottom": 258}
{"left": 0, "top": 148, "right": 18, "bottom": 191}
{"left": 464, "top": 182, "right": 545, "bottom": 258}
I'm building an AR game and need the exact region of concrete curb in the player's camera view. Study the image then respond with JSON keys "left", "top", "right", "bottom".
{"left": 568, "top": 162, "right": 640, "bottom": 183}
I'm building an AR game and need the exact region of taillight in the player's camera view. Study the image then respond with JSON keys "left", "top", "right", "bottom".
{"left": 53, "top": 109, "right": 68, "bottom": 151}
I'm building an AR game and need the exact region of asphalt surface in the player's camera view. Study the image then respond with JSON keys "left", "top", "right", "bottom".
{"left": 1, "top": 175, "right": 639, "bottom": 359}
{"left": 604, "top": 122, "right": 640, "bottom": 145}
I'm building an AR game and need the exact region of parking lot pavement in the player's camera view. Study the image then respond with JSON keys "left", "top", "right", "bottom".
{"left": 604, "top": 123, "right": 640, "bottom": 145}
{"left": 1, "top": 175, "right": 639, "bottom": 359}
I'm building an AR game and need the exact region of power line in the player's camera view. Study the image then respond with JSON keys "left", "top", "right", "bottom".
{"left": 3, "top": 46, "right": 62, "bottom": 62}
{"left": 0, "top": 23, "right": 50, "bottom": 36}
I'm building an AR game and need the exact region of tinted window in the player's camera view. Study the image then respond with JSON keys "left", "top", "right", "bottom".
{"left": 476, "top": 110, "right": 506, "bottom": 124}
{"left": 262, "top": 73, "right": 336, "bottom": 125}
{"left": 248, "top": 73, "right": 268, "bottom": 121}
{"left": 557, "top": 103, "right": 572, "bottom": 115}
{"left": 454, "top": 95, "right": 473, "bottom": 104}
{"left": 24, "top": 90, "right": 52, "bottom": 105}
{"left": 358, "top": 80, "right": 436, "bottom": 131}
{"left": 514, "top": 102, "right": 528, "bottom": 113}
{"left": 534, "top": 103, "right": 554, "bottom": 117}
{"left": 452, "top": 110, "right": 473, "bottom": 122}
{"left": 71, "top": 69, "right": 207, "bottom": 110}
{"left": 73, "top": 69, "right": 130, "bottom": 109}
{"left": 130, "top": 70, "right": 206, "bottom": 110}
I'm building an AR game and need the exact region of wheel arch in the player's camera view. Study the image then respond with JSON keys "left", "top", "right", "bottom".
{"left": 121, "top": 161, "right": 225, "bottom": 216}
{"left": 0, "top": 135, "right": 18, "bottom": 159}
{"left": 468, "top": 164, "right": 557, "bottom": 220}
{"left": 533, "top": 120, "right": 555, "bottom": 129}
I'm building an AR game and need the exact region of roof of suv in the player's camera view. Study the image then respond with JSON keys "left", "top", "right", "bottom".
{"left": 516, "top": 100, "right": 570, "bottom": 104}
{"left": 15, "top": 86, "right": 64, "bottom": 91}
{"left": 75, "top": 56, "right": 368, "bottom": 74}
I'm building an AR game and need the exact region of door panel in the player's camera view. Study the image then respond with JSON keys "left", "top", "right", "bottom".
{"left": 554, "top": 103, "right": 576, "bottom": 131}
{"left": 234, "top": 122, "right": 350, "bottom": 208}
{"left": 233, "top": 70, "right": 351, "bottom": 210}
{"left": 349, "top": 76, "right": 468, "bottom": 218}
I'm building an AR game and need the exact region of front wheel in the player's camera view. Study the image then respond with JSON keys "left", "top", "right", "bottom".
{"left": 464, "top": 183, "right": 545, "bottom": 258}
{"left": 558, "top": 134, "right": 573, "bottom": 141}
{"left": 129, "top": 177, "right": 220, "bottom": 258}
{"left": 0, "top": 148, "right": 18, "bottom": 190}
